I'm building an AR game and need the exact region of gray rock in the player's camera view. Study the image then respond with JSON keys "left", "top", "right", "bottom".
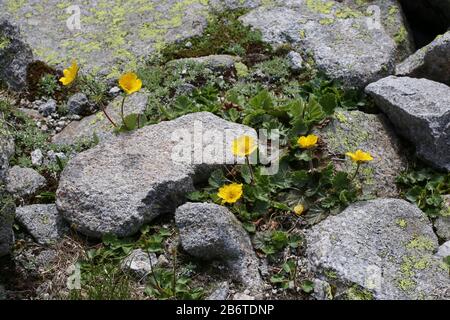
{"left": 31, "top": 149, "right": 43, "bottom": 166}
{"left": 306, "top": 198, "right": 449, "bottom": 300}
{"left": 52, "top": 92, "right": 148, "bottom": 145}
{"left": 434, "top": 195, "right": 450, "bottom": 241}
{"left": 56, "top": 112, "right": 255, "bottom": 238}
{"left": 45, "top": 150, "right": 67, "bottom": 165}
{"left": 175, "top": 83, "right": 197, "bottom": 96}
{"left": 67, "top": 93, "right": 93, "bottom": 116}
{"left": 317, "top": 110, "right": 407, "bottom": 197}
{"left": 0, "top": 188, "right": 15, "bottom": 257}
{"left": 233, "top": 292, "right": 255, "bottom": 300}
{"left": 6, "top": 166, "right": 46, "bottom": 199}
{"left": 286, "top": 51, "right": 303, "bottom": 72}
{"left": 366, "top": 76, "right": 450, "bottom": 171}
{"left": 0, "top": 20, "right": 33, "bottom": 91}
{"left": 240, "top": 0, "right": 412, "bottom": 88}
{"left": 0, "top": 131, "right": 14, "bottom": 183}
{"left": 14, "top": 247, "right": 57, "bottom": 274}
{"left": 121, "top": 249, "right": 158, "bottom": 280}
{"left": 312, "top": 278, "right": 333, "bottom": 300}
{"left": 15, "top": 204, "right": 69, "bottom": 245}
{"left": 396, "top": 32, "right": 450, "bottom": 85}
{"left": 157, "top": 254, "right": 170, "bottom": 267}
{"left": 109, "top": 86, "right": 121, "bottom": 96}
{"left": 435, "top": 217, "right": 450, "bottom": 242}
{"left": 38, "top": 99, "right": 56, "bottom": 117}
{"left": 0, "top": 0, "right": 211, "bottom": 78}
{"left": 206, "top": 282, "right": 230, "bottom": 300}
{"left": 176, "top": 202, "right": 263, "bottom": 291}
{"left": 435, "top": 241, "right": 450, "bottom": 259}
{"left": 340, "top": 0, "right": 414, "bottom": 62}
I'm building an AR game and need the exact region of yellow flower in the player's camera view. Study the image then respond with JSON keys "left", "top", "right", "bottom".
{"left": 59, "top": 60, "right": 79, "bottom": 86}
{"left": 346, "top": 150, "right": 374, "bottom": 163}
{"left": 293, "top": 204, "right": 304, "bottom": 216}
{"left": 119, "top": 72, "right": 142, "bottom": 95}
{"left": 231, "top": 135, "right": 257, "bottom": 157}
{"left": 298, "top": 134, "right": 319, "bottom": 149}
{"left": 217, "top": 183, "right": 243, "bottom": 204}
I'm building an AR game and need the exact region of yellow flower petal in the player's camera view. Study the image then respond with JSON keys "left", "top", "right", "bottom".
{"left": 231, "top": 135, "right": 257, "bottom": 157}
{"left": 217, "top": 183, "right": 243, "bottom": 204}
{"left": 59, "top": 60, "right": 79, "bottom": 86}
{"left": 297, "top": 134, "right": 318, "bottom": 149}
{"left": 294, "top": 204, "right": 304, "bottom": 216}
{"left": 119, "top": 72, "right": 142, "bottom": 95}
{"left": 346, "top": 150, "right": 374, "bottom": 163}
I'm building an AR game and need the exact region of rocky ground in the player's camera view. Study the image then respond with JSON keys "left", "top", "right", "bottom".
{"left": 0, "top": 0, "right": 449, "bottom": 300}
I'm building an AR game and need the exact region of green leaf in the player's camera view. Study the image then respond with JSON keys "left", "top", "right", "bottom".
{"left": 332, "top": 171, "right": 350, "bottom": 191}
{"left": 243, "top": 222, "right": 256, "bottom": 233}
{"left": 304, "top": 97, "right": 325, "bottom": 125}
{"left": 208, "top": 169, "right": 226, "bottom": 188}
{"left": 226, "top": 108, "right": 240, "bottom": 122}
{"left": 296, "top": 151, "right": 312, "bottom": 162}
{"left": 240, "top": 165, "right": 253, "bottom": 184}
{"left": 282, "top": 260, "right": 295, "bottom": 273}
{"left": 286, "top": 99, "right": 305, "bottom": 121}
{"left": 249, "top": 90, "right": 273, "bottom": 110}
{"left": 319, "top": 92, "right": 337, "bottom": 115}
{"left": 186, "top": 191, "right": 203, "bottom": 201}
{"left": 271, "top": 201, "right": 291, "bottom": 211}
{"left": 406, "top": 186, "right": 423, "bottom": 203}
{"left": 301, "top": 280, "right": 314, "bottom": 293}
{"left": 270, "top": 274, "right": 287, "bottom": 284}
{"left": 292, "top": 170, "right": 309, "bottom": 187}
{"left": 124, "top": 114, "right": 138, "bottom": 130}
{"left": 289, "top": 234, "right": 303, "bottom": 248}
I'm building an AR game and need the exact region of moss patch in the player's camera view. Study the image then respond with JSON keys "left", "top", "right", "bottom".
{"left": 346, "top": 285, "right": 373, "bottom": 300}
{"left": 396, "top": 219, "right": 407, "bottom": 228}
{"left": 160, "top": 10, "right": 271, "bottom": 62}
{"left": 305, "top": 0, "right": 335, "bottom": 15}
{"left": 406, "top": 236, "right": 435, "bottom": 252}
{"left": 394, "top": 26, "right": 408, "bottom": 45}
{"left": 0, "top": 35, "right": 11, "bottom": 50}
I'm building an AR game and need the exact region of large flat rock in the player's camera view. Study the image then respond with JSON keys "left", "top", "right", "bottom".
{"left": 317, "top": 110, "right": 407, "bottom": 197}
{"left": 366, "top": 76, "right": 450, "bottom": 171}
{"left": 15, "top": 204, "right": 69, "bottom": 245}
{"left": 396, "top": 32, "right": 450, "bottom": 85}
{"left": 6, "top": 166, "right": 47, "bottom": 199}
{"left": 56, "top": 112, "right": 256, "bottom": 238}
{"left": 0, "top": 0, "right": 262, "bottom": 78}
{"left": 176, "top": 202, "right": 263, "bottom": 291}
{"left": 306, "top": 199, "right": 449, "bottom": 300}
{"left": 0, "top": 20, "right": 34, "bottom": 91}
{"left": 241, "top": 0, "right": 413, "bottom": 88}
{"left": 0, "top": 0, "right": 212, "bottom": 77}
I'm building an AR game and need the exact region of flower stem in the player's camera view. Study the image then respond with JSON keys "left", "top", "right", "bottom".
{"left": 101, "top": 104, "right": 117, "bottom": 127}
{"left": 245, "top": 156, "right": 255, "bottom": 185}
{"left": 308, "top": 150, "right": 314, "bottom": 172}
{"left": 351, "top": 163, "right": 361, "bottom": 181}
{"left": 78, "top": 77, "right": 116, "bottom": 127}
{"left": 120, "top": 95, "right": 127, "bottom": 128}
